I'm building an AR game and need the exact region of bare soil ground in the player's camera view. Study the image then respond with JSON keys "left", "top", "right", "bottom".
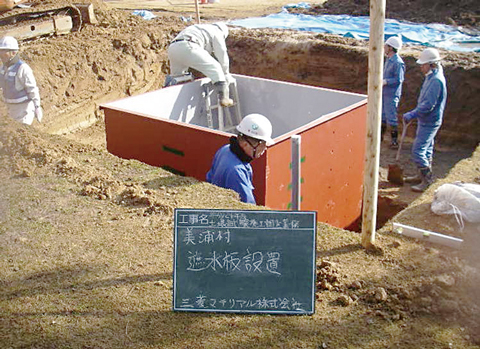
{"left": 1, "top": 1, "right": 479, "bottom": 348}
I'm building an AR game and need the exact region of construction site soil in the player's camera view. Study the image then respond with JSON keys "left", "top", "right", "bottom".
{"left": 1, "top": 1, "right": 479, "bottom": 348}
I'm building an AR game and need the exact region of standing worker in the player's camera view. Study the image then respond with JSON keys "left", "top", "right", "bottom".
{"left": 381, "top": 36, "right": 405, "bottom": 148}
{"left": 206, "top": 114, "right": 274, "bottom": 204}
{"left": 166, "top": 22, "right": 234, "bottom": 107}
{"left": 0, "top": 36, "right": 43, "bottom": 125}
{"left": 403, "top": 48, "right": 447, "bottom": 192}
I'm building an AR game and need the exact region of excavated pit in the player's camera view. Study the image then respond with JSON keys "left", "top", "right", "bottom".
{"left": 5, "top": 7, "right": 478, "bottom": 230}
{"left": 229, "top": 30, "right": 478, "bottom": 230}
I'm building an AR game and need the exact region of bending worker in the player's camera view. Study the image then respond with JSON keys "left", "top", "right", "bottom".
{"left": 166, "top": 22, "right": 234, "bottom": 107}
{"left": 0, "top": 36, "right": 43, "bottom": 125}
{"left": 382, "top": 36, "right": 405, "bottom": 148}
{"left": 403, "top": 48, "right": 447, "bottom": 193}
{"left": 207, "top": 114, "right": 274, "bottom": 204}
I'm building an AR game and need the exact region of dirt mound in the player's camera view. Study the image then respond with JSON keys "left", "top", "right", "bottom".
{"left": 3, "top": 2, "right": 184, "bottom": 133}
{"left": 294, "top": 0, "right": 480, "bottom": 28}
{"left": 1, "top": 113, "right": 480, "bottom": 348}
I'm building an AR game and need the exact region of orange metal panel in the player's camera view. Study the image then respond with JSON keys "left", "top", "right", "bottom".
{"left": 259, "top": 104, "right": 367, "bottom": 228}
{"left": 103, "top": 98, "right": 367, "bottom": 230}
{"left": 105, "top": 110, "right": 229, "bottom": 179}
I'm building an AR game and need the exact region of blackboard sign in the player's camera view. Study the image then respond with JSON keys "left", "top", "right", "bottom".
{"left": 173, "top": 209, "right": 317, "bottom": 314}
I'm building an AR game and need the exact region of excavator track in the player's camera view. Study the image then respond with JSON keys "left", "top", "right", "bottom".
{"left": 0, "top": 6, "right": 82, "bottom": 31}
{"left": 0, "top": 4, "right": 96, "bottom": 41}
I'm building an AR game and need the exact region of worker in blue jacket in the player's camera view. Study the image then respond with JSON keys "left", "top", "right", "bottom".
{"left": 206, "top": 113, "right": 274, "bottom": 204}
{"left": 403, "top": 48, "right": 447, "bottom": 192}
{"left": 382, "top": 36, "right": 405, "bottom": 149}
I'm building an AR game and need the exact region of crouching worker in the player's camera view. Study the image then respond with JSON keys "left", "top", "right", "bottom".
{"left": 207, "top": 114, "right": 274, "bottom": 204}
{"left": 164, "top": 23, "right": 234, "bottom": 107}
{"left": 166, "top": 22, "right": 234, "bottom": 107}
{"left": 403, "top": 48, "right": 447, "bottom": 193}
{"left": 0, "top": 36, "right": 43, "bottom": 125}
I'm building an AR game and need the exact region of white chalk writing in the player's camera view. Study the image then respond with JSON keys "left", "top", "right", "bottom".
{"left": 177, "top": 213, "right": 301, "bottom": 230}
{"left": 186, "top": 249, "right": 281, "bottom": 275}
{"left": 179, "top": 295, "right": 304, "bottom": 311}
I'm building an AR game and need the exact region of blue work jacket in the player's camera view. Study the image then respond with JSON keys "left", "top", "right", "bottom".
{"left": 383, "top": 53, "right": 405, "bottom": 99}
{"left": 404, "top": 67, "right": 447, "bottom": 126}
{"left": 206, "top": 144, "right": 256, "bottom": 204}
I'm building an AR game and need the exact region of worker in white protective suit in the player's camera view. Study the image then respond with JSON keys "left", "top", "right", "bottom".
{"left": 166, "top": 22, "right": 234, "bottom": 107}
{"left": 0, "top": 36, "right": 43, "bottom": 125}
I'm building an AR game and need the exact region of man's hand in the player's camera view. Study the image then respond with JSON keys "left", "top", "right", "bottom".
{"left": 35, "top": 106, "right": 43, "bottom": 123}
{"left": 402, "top": 112, "right": 413, "bottom": 126}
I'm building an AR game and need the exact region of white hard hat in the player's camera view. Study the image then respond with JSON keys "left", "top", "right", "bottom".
{"left": 0, "top": 36, "right": 19, "bottom": 50}
{"left": 237, "top": 113, "right": 275, "bottom": 145}
{"left": 417, "top": 48, "right": 441, "bottom": 64}
{"left": 213, "top": 22, "right": 229, "bottom": 39}
{"left": 385, "top": 36, "right": 402, "bottom": 50}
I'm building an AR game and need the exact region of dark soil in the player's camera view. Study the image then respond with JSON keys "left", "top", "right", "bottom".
{"left": 292, "top": 0, "right": 480, "bottom": 29}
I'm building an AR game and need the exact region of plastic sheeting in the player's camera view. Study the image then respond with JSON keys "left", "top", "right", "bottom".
{"left": 132, "top": 10, "right": 157, "bottom": 20}
{"left": 231, "top": 10, "right": 480, "bottom": 52}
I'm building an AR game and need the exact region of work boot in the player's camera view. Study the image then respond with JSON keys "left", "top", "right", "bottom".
{"left": 215, "top": 81, "right": 234, "bottom": 107}
{"left": 411, "top": 167, "right": 433, "bottom": 192}
{"left": 390, "top": 130, "right": 399, "bottom": 149}
{"left": 404, "top": 173, "right": 422, "bottom": 184}
{"left": 164, "top": 74, "right": 174, "bottom": 87}
{"left": 381, "top": 123, "right": 386, "bottom": 142}
{"left": 164, "top": 73, "right": 193, "bottom": 87}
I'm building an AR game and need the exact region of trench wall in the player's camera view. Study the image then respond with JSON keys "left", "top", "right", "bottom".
{"left": 24, "top": 23, "right": 479, "bottom": 150}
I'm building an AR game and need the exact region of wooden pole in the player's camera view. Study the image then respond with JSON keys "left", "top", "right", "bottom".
{"left": 194, "top": 0, "right": 201, "bottom": 24}
{"left": 361, "top": 0, "right": 386, "bottom": 249}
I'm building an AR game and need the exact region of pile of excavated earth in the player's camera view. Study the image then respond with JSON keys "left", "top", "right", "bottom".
{"left": 1, "top": 1, "right": 479, "bottom": 348}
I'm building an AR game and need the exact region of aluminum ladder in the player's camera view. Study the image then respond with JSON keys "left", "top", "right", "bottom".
{"left": 203, "top": 80, "right": 242, "bottom": 133}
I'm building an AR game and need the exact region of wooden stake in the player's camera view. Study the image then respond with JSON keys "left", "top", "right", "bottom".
{"left": 361, "top": 0, "right": 386, "bottom": 249}
{"left": 194, "top": 0, "right": 201, "bottom": 24}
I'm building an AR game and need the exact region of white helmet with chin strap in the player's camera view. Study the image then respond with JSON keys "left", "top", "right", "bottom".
{"left": 416, "top": 48, "right": 441, "bottom": 64}
{"left": 213, "top": 22, "right": 229, "bottom": 39}
{"left": 237, "top": 113, "right": 275, "bottom": 145}
{"left": 385, "top": 36, "right": 402, "bottom": 50}
{"left": 0, "top": 36, "right": 19, "bottom": 51}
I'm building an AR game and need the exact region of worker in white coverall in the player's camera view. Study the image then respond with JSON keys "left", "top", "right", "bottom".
{"left": 0, "top": 36, "right": 43, "bottom": 125}
{"left": 166, "top": 22, "right": 234, "bottom": 107}
{"left": 207, "top": 114, "right": 275, "bottom": 204}
{"left": 381, "top": 36, "right": 405, "bottom": 149}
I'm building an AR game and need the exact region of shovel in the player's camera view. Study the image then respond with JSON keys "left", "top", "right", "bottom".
{"left": 387, "top": 122, "right": 408, "bottom": 185}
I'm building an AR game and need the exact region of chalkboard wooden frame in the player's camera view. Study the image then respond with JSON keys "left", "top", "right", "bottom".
{"left": 173, "top": 208, "right": 317, "bottom": 314}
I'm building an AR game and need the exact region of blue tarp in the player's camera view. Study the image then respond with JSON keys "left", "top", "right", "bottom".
{"left": 231, "top": 9, "right": 480, "bottom": 52}
{"left": 132, "top": 10, "right": 157, "bottom": 20}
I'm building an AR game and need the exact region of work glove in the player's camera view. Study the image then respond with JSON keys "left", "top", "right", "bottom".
{"left": 35, "top": 106, "right": 43, "bottom": 123}
{"left": 225, "top": 73, "right": 236, "bottom": 86}
{"left": 402, "top": 112, "right": 413, "bottom": 125}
